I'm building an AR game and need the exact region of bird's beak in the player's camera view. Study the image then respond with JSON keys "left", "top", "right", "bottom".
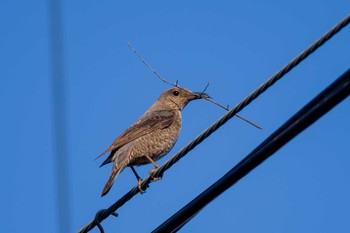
{"left": 193, "top": 92, "right": 211, "bottom": 99}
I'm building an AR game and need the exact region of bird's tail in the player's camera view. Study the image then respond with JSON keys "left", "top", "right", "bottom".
{"left": 101, "top": 155, "right": 130, "bottom": 196}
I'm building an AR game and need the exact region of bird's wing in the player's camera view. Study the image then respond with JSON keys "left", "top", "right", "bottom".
{"left": 96, "top": 110, "right": 175, "bottom": 160}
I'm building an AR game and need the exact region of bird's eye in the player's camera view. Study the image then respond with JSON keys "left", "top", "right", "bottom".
{"left": 173, "top": 91, "right": 180, "bottom": 96}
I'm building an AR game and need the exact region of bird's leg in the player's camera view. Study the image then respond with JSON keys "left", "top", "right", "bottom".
{"left": 130, "top": 165, "right": 142, "bottom": 181}
{"left": 130, "top": 166, "right": 146, "bottom": 193}
{"left": 144, "top": 155, "right": 160, "bottom": 168}
{"left": 144, "top": 155, "right": 162, "bottom": 182}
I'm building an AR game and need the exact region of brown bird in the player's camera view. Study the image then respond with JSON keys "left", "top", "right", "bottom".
{"left": 97, "top": 87, "right": 209, "bottom": 196}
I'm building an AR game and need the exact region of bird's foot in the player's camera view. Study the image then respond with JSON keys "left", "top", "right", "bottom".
{"left": 149, "top": 167, "right": 163, "bottom": 182}
{"left": 137, "top": 178, "right": 148, "bottom": 194}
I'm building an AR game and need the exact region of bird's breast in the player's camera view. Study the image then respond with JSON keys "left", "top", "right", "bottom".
{"left": 129, "top": 113, "right": 182, "bottom": 166}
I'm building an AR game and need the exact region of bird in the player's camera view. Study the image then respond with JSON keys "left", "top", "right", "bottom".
{"left": 96, "top": 87, "right": 209, "bottom": 196}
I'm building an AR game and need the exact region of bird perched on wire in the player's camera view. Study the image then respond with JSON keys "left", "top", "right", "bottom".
{"left": 96, "top": 87, "right": 209, "bottom": 196}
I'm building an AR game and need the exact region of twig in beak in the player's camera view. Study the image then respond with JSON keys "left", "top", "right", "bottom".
{"left": 234, "top": 114, "right": 263, "bottom": 130}
{"left": 200, "top": 82, "right": 210, "bottom": 96}
{"left": 203, "top": 97, "right": 229, "bottom": 110}
{"left": 128, "top": 42, "right": 178, "bottom": 87}
{"left": 128, "top": 43, "right": 262, "bottom": 130}
{"left": 203, "top": 97, "right": 262, "bottom": 130}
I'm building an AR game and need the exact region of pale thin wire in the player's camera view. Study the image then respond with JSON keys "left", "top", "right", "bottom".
{"left": 78, "top": 14, "right": 350, "bottom": 233}
{"left": 50, "top": 0, "right": 72, "bottom": 232}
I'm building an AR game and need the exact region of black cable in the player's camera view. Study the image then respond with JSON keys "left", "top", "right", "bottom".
{"left": 78, "top": 14, "right": 350, "bottom": 233}
{"left": 152, "top": 68, "right": 350, "bottom": 233}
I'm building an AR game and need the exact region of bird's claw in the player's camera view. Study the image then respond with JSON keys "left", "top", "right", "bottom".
{"left": 137, "top": 178, "right": 148, "bottom": 194}
{"left": 149, "top": 168, "right": 163, "bottom": 182}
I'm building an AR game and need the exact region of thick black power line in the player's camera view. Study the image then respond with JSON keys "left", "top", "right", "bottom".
{"left": 152, "top": 68, "right": 350, "bottom": 233}
{"left": 78, "top": 14, "right": 350, "bottom": 233}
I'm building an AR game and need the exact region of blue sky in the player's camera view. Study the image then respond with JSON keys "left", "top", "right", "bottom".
{"left": 1, "top": 1, "right": 350, "bottom": 232}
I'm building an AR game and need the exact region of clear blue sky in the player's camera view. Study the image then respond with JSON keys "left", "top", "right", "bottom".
{"left": 1, "top": 1, "right": 350, "bottom": 232}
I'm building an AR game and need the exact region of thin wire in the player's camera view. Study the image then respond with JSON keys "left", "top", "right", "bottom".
{"left": 152, "top": 68, "right": 350, "bottom": 232}
{"left": 78, "top": 13, "right": 350, "bottom": 233}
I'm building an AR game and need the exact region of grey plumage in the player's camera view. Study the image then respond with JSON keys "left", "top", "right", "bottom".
{"left": 97, "top": 87, "right": 209, "bottom": 196}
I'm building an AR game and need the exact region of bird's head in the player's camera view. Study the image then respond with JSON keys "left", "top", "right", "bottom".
{"left": 157, "top": 87, "right": 210, "bottom": 110}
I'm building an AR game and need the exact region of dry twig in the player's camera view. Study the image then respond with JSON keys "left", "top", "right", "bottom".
{"left": 128, "top": 42, "right": 262, "bottom": 130}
